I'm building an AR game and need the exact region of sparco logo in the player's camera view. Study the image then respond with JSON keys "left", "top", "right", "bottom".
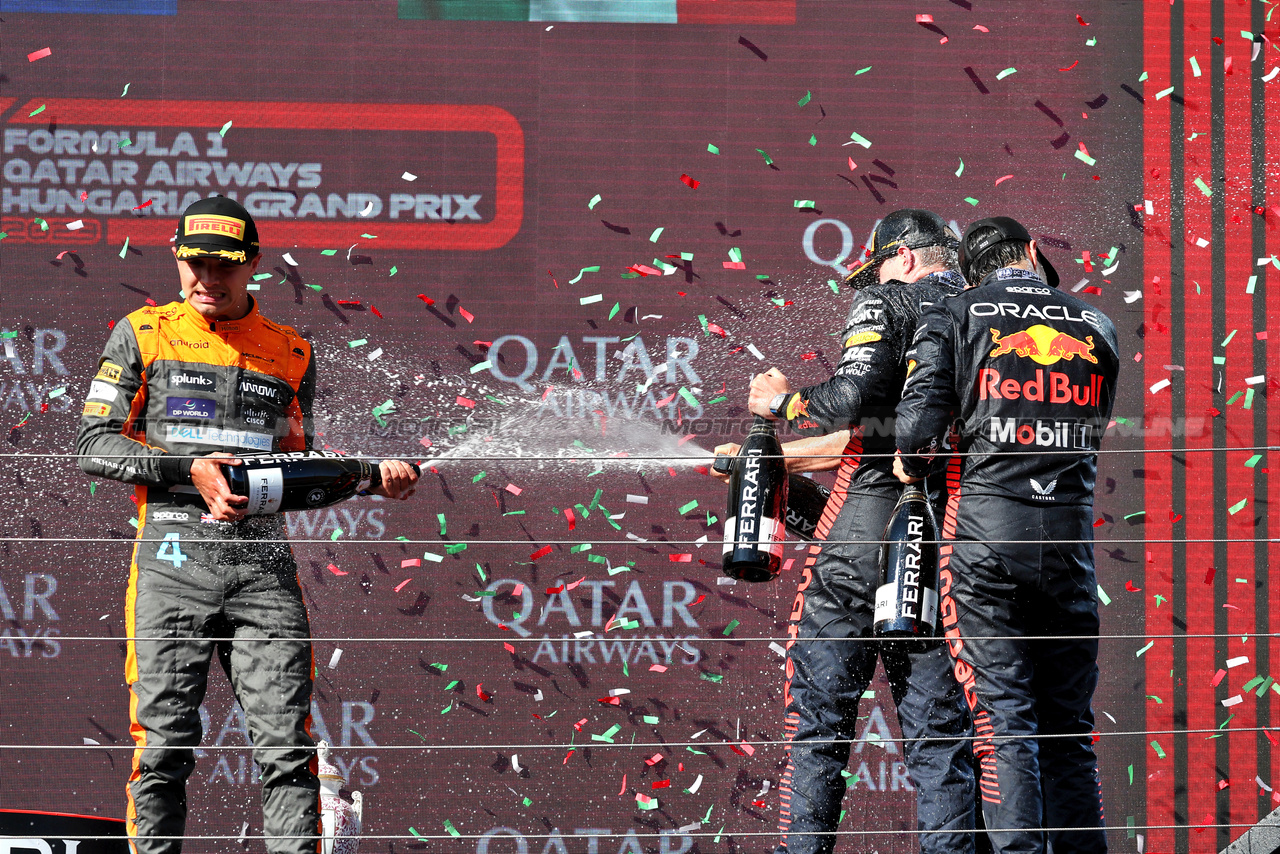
{"left": 151, "top": 511, "right": 191, "bottom": 522}
{"left": 169, "top": 369, "right": 216, "bottom": 390}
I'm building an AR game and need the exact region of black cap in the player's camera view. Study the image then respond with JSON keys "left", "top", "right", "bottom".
{"left": 174, "top": 196, "right": 260, "bottom": 265}
{"left": 843, "top": 208, "right": 959, "bottom": 288}
{"left": 958, "top": 216, "right": 1059, "bottom": 288}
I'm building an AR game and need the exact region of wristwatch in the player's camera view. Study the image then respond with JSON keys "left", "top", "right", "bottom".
{"left": 768, "top": 393, "right": 789, "bottom": 418}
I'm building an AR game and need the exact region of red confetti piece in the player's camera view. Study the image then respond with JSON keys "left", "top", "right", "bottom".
{"left": 680, "top": 174, "right": 700, "bottom": 188}
{"left": 619, "top": 774, "right": 627, "bottom": 796}
{"left": 722, "top": 261, "right": 746, "bottom": 270}
{"left": 598, "top": 697, "right": 621, "bottom": 705}
{"left": 1059, "top": 59, "right": 1079, "bottom": 72}
{"left": 546, "top": 584, "right": 564, "bottom": 595}
{"left": 655, "top": 391, "right": 677, "bottom": 407}
{"left": 416, "top": 294, "right": 434, "bottom": 304}
{"left": 1266, "top": 731, "right": 1278, "bottom": 746}
{"left": 692, "top": 594, "right": 706, "bottom": 606}
{"left": 649, "top": 664, "right": 668, "bottom": 673}
{"left": 573, "top": 718, "right": 588, "bottom": 732}
{"left": 27, "top": 47, "right": 52, "bottom": 62}
{"left": 458, "top": 307, "right": 475, "bottom": 323}
{"left": 669, "top": 554, "right": 692, "bottom": 562}
{"left": 133, "top": 199, "right": 153, "bottom": 210}
{"left": 1168, "top": 511, "right": 1182, "bottom": 524}
{"left": 144, "top": 298, "right": 158, "bottom": 306}
{"left": 337, "top": 300, "right": 362, "bottom": 306}
{"left": 530, "top": 545, "right": 553, "bottom": 561}
{"left": 513, "top": 583, "right": 524, "bottom": 596}
{"left": 915, "top": 13, "right": 934, "bottom": 23}
{"left": 1081, "top": 251, "right": 1093, "bottom": 272}
{"left": 848, "top": 157, "right": 857, "bottom": 170}
{"left": 973, "top": 24, "right": 989, "bottom": 32}
{"left": 1082, "top": 286, "right": 1103, "bottom": 295}
{"left": 371, "top": 305, "right": 383, "bottom": 318}
{"left": 476, "top": 684, "right": 490, "bottom": 701}
{"left": 706, "top": 323, "right": 727, "bottom": 337}
{"left": 503, "top": 642, "right": 515, "bottom": 653}
{"left": 327, "top": 563, "right": 348, "bottom": 576}
{"left": 1219, "top": 779, "right": 1230, "bottom": 790}
{"left": 1125, "top": 580, "right": 1142, "bottom": 592}
{"left": 505, "top": 482, "right": 523, "bottom": 496}
{"left": 652, "top": 780, "right": 670, "bottom": 789}
{"left": 394, "top": 578, "right": 412, "bottom": 593}
{"left": 456, "top": 396, "right": 476, "bottom": 408}
{"left": 564, "top": 749, "right": 575, "bottom": 764}
{"left": 994, "top": 174, "right": 1014, "bottom": 186}
{"left": 800, "top": 351, "right": 818, "bottom": 361}
{"left": 564, "top": 508, "right": 576, "bottom": 531}
{"left": 1205, "top": 566, "right": 1216, "bottom": 584}
{"left": 644, "top": 753, "right": 664, "bottom": 766}
{"left": 730, "top": 742, "right": 756, "bottom": 756}
{"left": 1092, "top": 518, "right": 1106, "bottom": 528}
{"left": 1076, "top": 14, "right": 1089, "bottom": 25}
{"left": 1212, "top": 669, "right": 1227, "bottom": 686}
{"left": 402, "top": 559, "right": 422, "bottom": 568}
{"left": 419, "top": 437, "right": 433, "bottom": 449}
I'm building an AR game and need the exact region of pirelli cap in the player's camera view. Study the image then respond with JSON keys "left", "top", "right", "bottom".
{"left": 959, "top": 215, "right": 1060, "bottom": 288}
{"left": 174, "top": 196, "right": 260, "bottom": 265}
{"left": 843, "top": 208, "right": 959, "bottom": 289}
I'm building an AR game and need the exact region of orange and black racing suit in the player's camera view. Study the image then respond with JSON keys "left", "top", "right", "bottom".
{"left": 770, "top": 270, "right": 977, "bottom": 854}
{"left": 76, "top": 297, "right": 319, "bottom": 854}
{"left": 896, "top": 267, "right": 1119, "bottom": 854}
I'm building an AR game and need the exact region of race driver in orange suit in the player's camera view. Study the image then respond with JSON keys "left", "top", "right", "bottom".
{"left": 895, "top": 216, "right": 1118, "bottom": 854}
{"left": 76, "top": 196, "right": 418, "bottom": 854}
{"left": 716, "top": 209, "right": 979, "bottom": 854}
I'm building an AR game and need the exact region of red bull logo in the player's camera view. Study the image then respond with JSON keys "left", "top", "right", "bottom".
{"left": 988, "top": 324, "right": 1097, "bottom": 365}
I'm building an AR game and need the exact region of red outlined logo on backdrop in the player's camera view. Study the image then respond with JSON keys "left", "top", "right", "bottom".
{"left": 2, "top": 99, "right": 524, "bottom": 251}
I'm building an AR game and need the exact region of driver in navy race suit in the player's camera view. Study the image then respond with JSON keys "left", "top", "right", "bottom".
{"left": 715, "top": 209, "right": 980, "bottom": 854}
{"left": 894, "top": 215, "right": 1119, "bottom": 854}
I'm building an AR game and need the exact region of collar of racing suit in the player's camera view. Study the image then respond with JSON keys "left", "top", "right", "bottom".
{"left": 179, "top": 294, "right": 263, "bottom": 336}
{"left": 975, "top": 266, "right": 1049, "bottom": 290}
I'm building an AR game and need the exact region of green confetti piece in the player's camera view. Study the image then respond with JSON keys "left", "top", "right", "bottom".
{"left": 305, "top": 283, "right": 323, "bottom": 291}
{"left": 707, "top": 395, "right": 727, "bottom": 405}
{"left": 964, "top": 197, "right": 979, "bottom": 206}
{"left": 616, "top": 619, "right": 640, "bottom": 631}
{"left": 1228, "top": 498, "right": 1248, "bottom": 515}
{"left": 470, "top": 360, "right": 492, "bottom": 373}
{"left": 437, "top": 513, "right": 447, "bottom": 536}
{"left": 1189, "top": 56, "right": 1201, "bottom": 77}
{"left": 1150, "top": 740, "right": 1166, "bottom": 759}
{"left": 637, "top": 797, "right": 659, "bottom": 811}
{"left": 28, "top": 104, "right": 46, "bottom": 117}
{"left": 649, "top": 227, "right": 664, "bottom": 242}
{"left": 360, "top": 233, "right": 377, "bottom": 239}
{"left": 1258, "top": 677, "right": 1275, "bottom": 697}
{"left": 643, "top": 715, "right": 659, "bottom": 724}
{"left": 755, "top": 148, "right": 774, "bottom": 165}
{"left": 855, "top": 66, "right": 871, "bottom": 75}
{"left": 1226, "top": 390, "right": 1244, "bottom": 405}
{"left": 678, "top": 387, "right": 700, "bottom": 407}
{"left": 588, "top": 193, "right": 602, "bottom": 210}
{"left": 722, "top": 619, "right": 740, "bottom": 636}
{"left": 252, "top": 272, "right": 273, "bottom": 281}
{"left": 430, "top": 662, "right": 448, "bottom": 671}
{"left": 219, "top": 120, "right": 233, "bottom": 137}
{"left": 471, "top": 471, "right": 487, "bottom": 483}
{"left": 700, "top": 673, "right": 723, "bottom": 683}
{"left": 89, "top": 482, "right": 96, "bottom": 496}
{"left": 707, "top": 143, "right": 720, "bottom": 154}
{"left": 955, "top": 158, "right": 964, "bottom": 177}
{"left": 1246, "top": 455, "right": 1262, "bottom": 468}
{"left": 797, "top": 90, "right": 812, "bottom": 106}
{"left": 34, "top": 218, "right": 48, "bottom": 232}
{"left": 1136, "top": 641, "right": 1154, "bottom": 657}
{"left": 1139, "top": 71, "right": 1149, "bottom": 82}
{"left": 568, "top": 265, "right": 600, "bottom": 284}
{"left": 1194, "top": 177, "right": 1212, "bottom": 197}
{"left": 1146, "top": 695, "right": 1163, "bottom": 704}
{"left": 118, "top": 237, "right": 130, "bottom": 259}
{"left": 828, "top": 279, "right": 840, "bottom": 294}
{"left": 569, "top": 543, "right": 592, "bottom": 554}
{"left": 1213, "top": 356, "right": 1226, "bottom": 365}
{"left": 697, "top": 314, "right": 708, "bottom": 333}
{"left": 121, "top": 83, "right": 130, "bottom": 97}
{"left": 444, "top": 679, "right": 460, "bottom": 690}
{"left": 330, "top": 528, "right": 344, "bottom": 541}
{"left": 443, "top": 820, "right": 460, "bottom": 838}
{"left": 995, "top": 67, "right": 1017, "bottom": 80}
{"left": 794, "top": 199, "right": 816, "bottom": 209}
{"left": 1242, "top": 30, "right": 1254, "bottom": 39}
{"left": 1085, "top": 37, "right": 1096, "bottom": 46}
{"left": 522, "top": 797, "right": 532, "bottom": 806}
{"left": 409, "top": 828, "right": 424, "bottom": 840}
{"left": 848, "top": 131, "right": 872, "bottom": 148}
{"left": 808, "top": 134, "right": 817, "bottom": 146}
{"left": 1074, "top": 148, "right": 1096, "bottom": 166}
{"left": 592, "top": 724, "right": 621, "bottom": 743}
{"left": 389, "top": 266, "right": 398, "bottom": 276}
{"left": 1243, "top": 676, "right": 1265, "bottom": 692}
{"left": 678, "top": 499, "right": 699, "bottom": 514}
{"left": 128, "top": 517, "right": 139, "bottom": 529}
{"left": 728, "top": 246, "right": 742, "bottom": 263}
{"left": 680, "top": 251, "right": 693, "bottom": 260}
{"left": 1155, "top": 86, "right": 1175, "bottom": 100}
{"left": 446, "top": 543, "right": 467, "bottom": 554}
{"left": 1123, "top": 511, "right": 1145, "bottom": 520}
{"left": 503, "top": 510, "right": 526, "bottom": 516}
{"left": 1096, "top": 584, "right": 1111, "bottom": 606}
{"left": 321, "top": 249, "right": 338, "bottom": 256}
{"left": 1244, "top": 388, "right": 1255, "bottom": 410}
{"left": 347, "top": 339, "right": 368, "bottom": 348}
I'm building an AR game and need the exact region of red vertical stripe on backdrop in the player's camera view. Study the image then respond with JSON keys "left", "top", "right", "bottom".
{"left": 1180, "top": 0, "right": 1218, "bottom": 833}
{"left": 1222, "top": 0, "right": 1259, "bottom": 833}
{"left": 1267, "top": 0, "right": 1280, "bottom": 816}
{"left": 1143, "top": 2, "right": 1176, "bottom": 848}
{"left": 676, "top": 0, "right": 795, "bottom": 25}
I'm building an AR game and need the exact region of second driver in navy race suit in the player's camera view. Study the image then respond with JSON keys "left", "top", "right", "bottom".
{"left": 894, "top": 216, "right": 1119, "bottom": 854}
{"left": 717, "top": 209, "right": 979, "bottom": 854}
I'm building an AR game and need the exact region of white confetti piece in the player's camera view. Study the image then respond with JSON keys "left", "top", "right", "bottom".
{"left": 327, "top": 648, "right": 343, "bottom": 669}
{"left": 1072, "top": 278, "right": 1089, "bottom": 293}
{"left": 769, "top": 642, "right": 788, "bottom": 657}
{"left": 686, "top": 775, "right": 703, "bottom": 794}
{"left": 1222, "top": 694, "right": 1244, "bottom": 707}
{"left": 1124, "top": 291, "right": 1143, "bottom": 303}
{"left": 66, "top": 220, "right": 84, "bottom": 231}
{"left": 282, "top": 252, "right": 298, "bottom": 266}
{"left": 402, "top": 171, "right": 418, "bottom": 181}
{"left": 366, "top": 348, "right": 383, "bottom": 361}
{"left": 1245, "top": 375, "right": 1265, "bottom": 385}
{"left": 1149, "top": 378, "right": 1171, "bottom": 394}
{"left": 580, "top": 294, "right": 603, "bottom": 305}
{"left": 1227, "top": 655, "right": 1250, "bottom": 668}
{"left": 746, "top": 343, "right": 765, "bottom": 360}
{"left": 626, "top": 494, "right": 649, "bottom": 504}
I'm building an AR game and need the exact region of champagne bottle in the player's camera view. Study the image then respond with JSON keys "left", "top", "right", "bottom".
{"left": 721, "top": 417, "right": 788, "bottom": 582}
{"left": 223, "top": 450, "right": 420, "bottom": 515}
{"left": 714, "top": 457, "right": 829, "bottom": 542}
{"left": 782, "top": 474, "right": 829, "bottom": 541}
{"left": 873, "top": 483, "right": 940, "bottom": 638}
